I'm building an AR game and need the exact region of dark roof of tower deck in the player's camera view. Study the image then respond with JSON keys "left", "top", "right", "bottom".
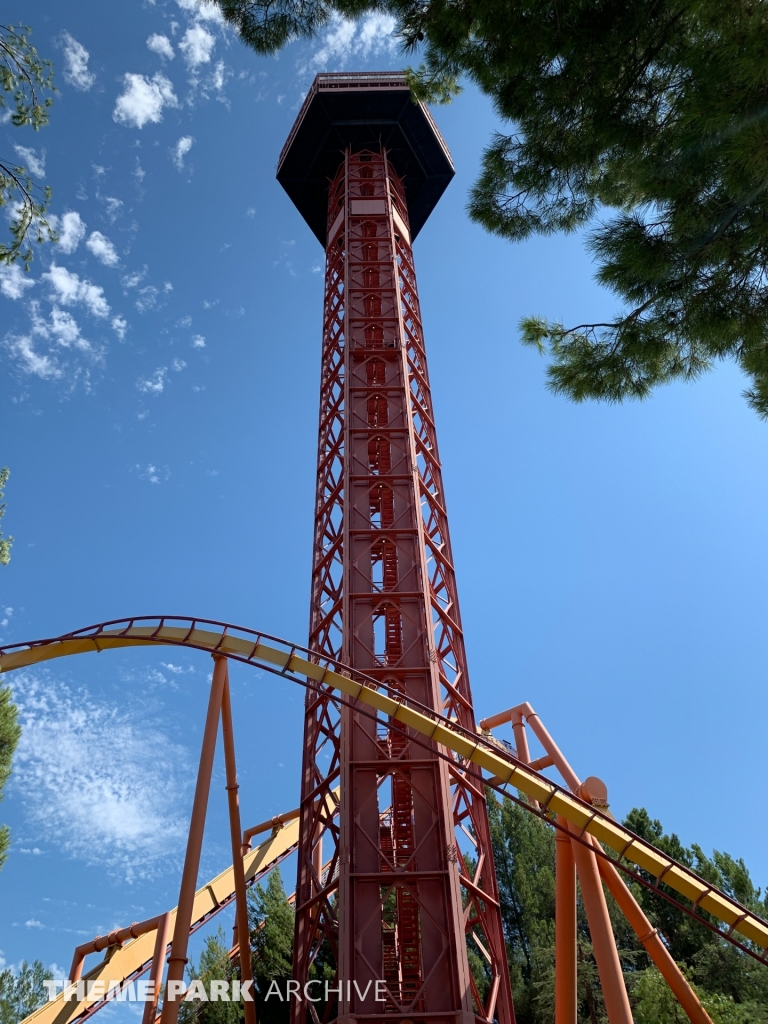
{"left": 276, "top": 72, "right": 455, "bottom": 247}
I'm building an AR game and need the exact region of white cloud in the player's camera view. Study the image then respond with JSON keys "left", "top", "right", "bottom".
{"left": 4, "top": 334, "right": 62, "bottom": 379}
{"left": 60, "top": 32, "right": 95, "bottom": 91}
{"left": 51, "top": 210, "right": 87, "bottom": 254}
{"left": 30, "top": 303, "right": 93, "bottom": 352}
{"left": 113, "top": 73, "right": 179, "bottom": 129}
{"left": 191, "top": 334, "right": 205, "bottom": 348}
{"left": 0, "top": 264, "right": 35, "bottom": 301}
{"left": 4, "top": 301, "right": 104, "bottom": 380}
{"left": 171, "top": 358, "right": 186, "bottom": 371}
{"left": 25, "top": 919, "right": 44, "bottom": 929}
{"left": 13, "top": 145, "right": 45, "bottom": 177}
{"left": 138, "top": 464, "right": 169, "bottom": 484}
{"left": 111, "top": 315, "right": 128, "bottom": 339}
{"left": 101, "top": 195, "right": 123, "bottom": 221}
{"left": 43, "top": 265, "right": 110, "bottom": 318}
{"left": 179, "top": 24, "right": 215, "bottom": 67}
{"left": 172, "top": 135, "right": 194, "bottom": 171}
{"left": 137, "top": 367, "right": 168, "bottom": 394}
{"left": 176, "top": 314, "right": 192, "bottom": 327}
{"left": 135, "top": 286, "right": 159, "bottom": 313}
{"left": 176, "top": 0, "right": 224, "bottom": 23}
{"left": 9, "top": 671, "right": 191, "bottom": 880}
{"left": 308, "top": 12, "right": 397, "bottom": 71}
{"left": 147, "top": 33, "right": 175, "bottom": 60}
{"left": 122, "top": 267, "right": 146, "bottom": 290}
{"left": 86, "top": 231, "right": 119, "bottom": 267}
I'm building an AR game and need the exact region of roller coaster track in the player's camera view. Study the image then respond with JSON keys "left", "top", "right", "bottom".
{"left": 2, "top": 614, "right": 767, "bottom": 1024}
{"left": 20, "top": 817, "right": 301, "bottom": 1024}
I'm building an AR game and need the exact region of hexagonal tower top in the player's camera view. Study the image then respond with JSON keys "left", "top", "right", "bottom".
{"left": 277, "top": 72, "right": 455, "bottom": 246}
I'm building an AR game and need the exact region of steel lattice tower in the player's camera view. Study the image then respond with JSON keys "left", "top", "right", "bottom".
{"left": 277, "top": 73, "right": 515, "bottom": 1024}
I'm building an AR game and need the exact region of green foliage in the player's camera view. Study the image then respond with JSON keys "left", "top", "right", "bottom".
{"left": 215, "top": 0, "right": 768, "bottom": 416}
{"left": 179, "top": 928, "right": 243, "bottom": 1024}
{"left": 0, "top": 683, "right": 21, "bottom": 871}
{"left": 487, "top": 795, "right": 768, "bottom": 1022}
{"left": 489, "top": 793, "right": 646, "bottom": 1023}
{"left": 0, "top": 961, "right": 53, "bottom": 1024}
{"left": 248, "top": 867, "right": 295, "bottom": 1024}
{"left": 0, "top": 469, "right": 13, "bottom": 567}
{"left": 0, "top": 25, "right": 56, "bottom": 267}
{"left": 632, "top": 966, "right": 768, "bottom": 1024}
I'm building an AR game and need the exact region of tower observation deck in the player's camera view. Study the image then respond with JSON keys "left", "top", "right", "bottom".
{"left": 278, "top": 73, "right": 516, "bottom": 1024}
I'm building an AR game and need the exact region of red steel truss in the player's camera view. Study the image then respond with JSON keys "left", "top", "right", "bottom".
{"left": 293, "top": 148, "right": 515, "bottom": 1024}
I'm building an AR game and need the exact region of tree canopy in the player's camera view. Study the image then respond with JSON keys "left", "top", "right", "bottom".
{"left": 485, "top": 795, "right": 768, "bottom": 1023}
{"left": 0, "top": 961, "right": 52, "bottom": 1024}
{"left": 0, "top": 469, "right": 12, "bottom": 567}
{"left": 0, "top": 682, "right": 20, "bottom": 872}
{"left": 0, "top": 25, "right": 56, "bottom": 267}
{"left": 214, "top": 0, "right": 768, "bottom": 416}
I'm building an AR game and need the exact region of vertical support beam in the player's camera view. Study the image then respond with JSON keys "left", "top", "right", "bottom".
{"left": 555, "top": 821, "right": 577, "bottom": 1024}
{"left": 142, "top": 913, "right": 172, "bottom": 1024}
{"left": 161, "top": 656, "right": 227, "bottom": 1024}
{"left": 220, "top": 660, "right": 258, "bottom": 1024}
{"left": 566, "top": 830, "right": 633, "bottom": 1024}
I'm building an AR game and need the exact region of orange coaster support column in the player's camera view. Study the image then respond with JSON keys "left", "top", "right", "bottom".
{"left": 555, "top": 820, "right": 577, "bottom": 1024}
{"left": 142, "top": 912, "right": 172, "bottom": 1024}
{"left": 567, "top": 826, "right": 633, "bottom": 1024}
{"left": 595, "top": 852, "right": 713, "bottom": 1024}
{"left": 220, "top": 659, "right": 258, "bottom": 1024}
{"left": 161, "top": 656, "right": 228, "bottom": 1024}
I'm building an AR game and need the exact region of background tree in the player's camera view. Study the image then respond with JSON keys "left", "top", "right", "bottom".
{"left": 0, "top": 961, "right": 53, "bottom": 1024}
{"left": 0, "top": 25, "right": 55, "bottom": 266}
{"left": 248, "top": 867, "right": 294, "bottom": 1024}
{"left": 488, "top": 794, "right": 768, "bottom": 1023}
{"left": 1, "top": 469, "right": 12, "bottom": 566}
{"left": 179, "top": 928, "right": 242, "bottom": 1024}
{"left": 0, "top": 683, "right": 20, "bottom": 871}
{"left": 214, "top": 0, "right": 768, "bottom": 417}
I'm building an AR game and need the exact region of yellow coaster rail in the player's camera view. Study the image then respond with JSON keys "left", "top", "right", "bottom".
{"left": 2, "top": 616, "right": 767, "bottom": 959}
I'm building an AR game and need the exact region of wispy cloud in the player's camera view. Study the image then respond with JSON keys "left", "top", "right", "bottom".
{"left": 50, "top": 210, "right": 87, "bottom": 254}
{"left": 179, "top": 24, "right": 215, "bottom": 68}
{"left": 99, "top": 195, "right": 123, "bottom": 222}
{"left": 137, "top": 463, "right": 170, "bottom": 484}
{"left": 191, "top": 334, "right": 205, "bottom": 348}
{"left": 60, "top": 32, "right": 96, "bottom": 92}
{"left": 147, "top": 33, "right": 175, "bottom": 60}
{"left": 13, "top": 145, "right": 45, "bottom": 177}
{"left": 30, "top": 302, "right": 94, "bottom": 353}
{"left": 0, "top": 264, "right": 35, "bottom": 301}
{"left": 112, "top": 315, "right": 128, "bottom": 340}
{"left": 172, "top": 135, "right": 194, "bottom": 171}
{"left": 113, "top": 73, "right": 179, "bottom": 129}
{"left": 3, "top": 299, "right": 110, "bottom": 381}
{"left": 4, "top": 334, "right": 61, "bottom": 379}
{"left": 305, "top": 12, "right": 397, "bottom": 73}
{"left": 43, "top": 265, "right": 110, "bottom": 318}
{"left": 137, "top": 367, "right": 168, "bottom": 394}
{"left": 86, "top": 231, "right": 120, "bottom": 267}
{"left": 9, "top": 671, "right": 191, "bottom": 881}
{"left": 176, "top": 0, "right": 225, "bottom": 23}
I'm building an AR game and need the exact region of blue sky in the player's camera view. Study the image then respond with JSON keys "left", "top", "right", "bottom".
{"left": 1, "top": 0, "right": 767, "bottom": 993}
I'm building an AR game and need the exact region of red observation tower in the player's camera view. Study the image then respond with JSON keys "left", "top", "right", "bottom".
{"left": 277, "top": 73, "right": 515, "bottom": 1024}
